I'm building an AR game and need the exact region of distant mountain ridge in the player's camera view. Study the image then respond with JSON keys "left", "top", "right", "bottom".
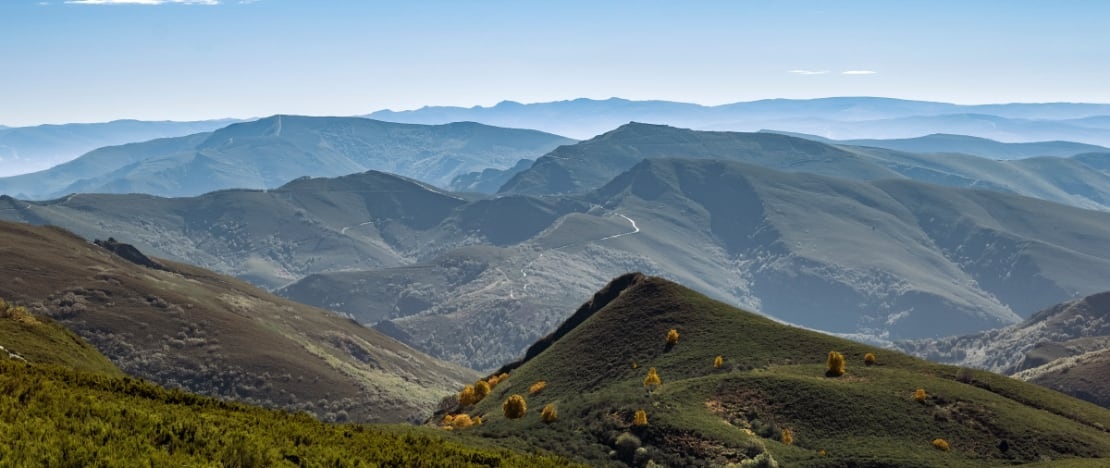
{"left": 763, "top": 131, "right": 1110, "bottom": 160}
{"left": 501, "top": 122, "right": 1110, "bottom": 212}
{"left": 0, "top": 116, "right": 573, "bottom": 199}
{"left": 0, "top": 118, "right": 239, "bottom": 177}
{"left": 369, "top": 96, "right": 1110, "bottom": 145}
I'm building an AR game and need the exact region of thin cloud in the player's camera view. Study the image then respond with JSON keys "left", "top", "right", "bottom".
{"left": 65, "top": 0, "right": 220, "bottom": 4}
{"left": 842, "top": 70, "right": 878, "bottom": 75}
{"left": 788, "top": 70, "right": 830, "bottom": 75}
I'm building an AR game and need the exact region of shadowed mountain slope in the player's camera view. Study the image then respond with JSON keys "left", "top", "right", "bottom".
{"left": 0, "top": 220, "right": 477, "bottom": 423}
{"left": 444, "top": 274, "right": 1110, "bottom": 466}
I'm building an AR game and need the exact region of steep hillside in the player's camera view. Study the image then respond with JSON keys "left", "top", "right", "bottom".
{"left": 0, "top": 116, "right": 573, "bottom": 199}
{"left": 501, "top": 123, "right": 1110, "bottom": 211}
{"left": 442, "top": 274, "right": 1110, "bottom": 466}
{"left": 899, "top": 292, "right": 1110, "bottom": 408}
{"left": 0, "top": 220, "right": 478, "bottom": 423}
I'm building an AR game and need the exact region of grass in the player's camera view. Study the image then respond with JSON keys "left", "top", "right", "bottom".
{"left": 442, "top": 273, "right": 1110, "bottom": 467}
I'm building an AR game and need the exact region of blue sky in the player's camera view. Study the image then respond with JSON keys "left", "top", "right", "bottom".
{"left": 2, "top": 0, "right": 1108, "bottom": 126}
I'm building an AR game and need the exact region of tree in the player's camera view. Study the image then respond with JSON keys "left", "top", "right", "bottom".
{"left": 540, "top": 404, "right": 557, "bottom": 423}
{"left": 666, "top": 328, "right": 680, "bottom": 346}
{"left": 714, "top": 355, "right": 724, "bottom": 369}
{"left": 643, "top": 367, "right": 661, "bottom": 392}
{"left": 914, "top": 388, "right": 927, "bottom": 403}
{"left": 932, "top": 438, "right": 950, "bottom": 451}
{"left": 458, "top": 385, "right": 477, "bottom": 406}
{"left": 781, "top": 428, "right": 794, "bottom": 445}
{"left": 474, "top": 380, "right": 491, "bottom": 401}
{"left": 451, "top": 414, "right": 474, "bottom": 429}
{"left": 633, "top": 409, "right": 648, "bottom": 426}
{"left": 826, "top": 351, "right": 846, "bottom": 377}
{"left": 502, "top": 394, "right": 527, "bottom": 419}
{"left": 864, "top": 353, "right": 877, "bottom": 366}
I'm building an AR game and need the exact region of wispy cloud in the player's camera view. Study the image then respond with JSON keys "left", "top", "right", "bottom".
{"left": 65, "top": 0, "right": 220, "bottom": 4}
{"left": 842, "top": 70, "right": 877, "bottom": 75}
{"left": 788, "top": 70, "right": 830, "bottom": 75}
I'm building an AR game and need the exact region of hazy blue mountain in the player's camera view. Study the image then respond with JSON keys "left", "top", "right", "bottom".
{"left": 498, "top": 122, "right": 898, "bottom": 195}
{"left": 501, "top": 123, "right": 1110, "bottom": 211}
{"left": 369, "top": 96, "right": 1110, "bottom": 144}
{"left": 448, "top": 158, "right": 534, "bottom": 193}
{"left": 0, "top": 119, "right": 238, "bottom": 177}
{"left": 763, "top": 131, "right": 1110, "bottom": 160}
{"left": 0, "top": 116, "right": 573, "bottom": 199}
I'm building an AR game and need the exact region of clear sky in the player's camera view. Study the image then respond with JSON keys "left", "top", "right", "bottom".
{"left": 2, "top": 0, "right": 1109, "bottom": 126}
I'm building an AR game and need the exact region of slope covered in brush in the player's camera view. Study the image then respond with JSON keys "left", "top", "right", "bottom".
{"left": 0, "top": 358, "right": 571, "bottom": 466}
{"left": 0, "top": 220, "right": 477, "bottom": 423}
{"left": 446, "top": 274, "right": 1110, "bottom": 467}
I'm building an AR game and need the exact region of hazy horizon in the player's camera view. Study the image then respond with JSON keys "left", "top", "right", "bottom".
{"left": 3, "top": 0, "right": 1109, "bottom": 127}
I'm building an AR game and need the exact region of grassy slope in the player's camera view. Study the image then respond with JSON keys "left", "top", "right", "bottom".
{"left": 452, "top": 274, "right": 1110, "bottom": 467}
{"left": 0, "top": 358, "right": 571, "bottom": 467}
{"left": 0, "top": 305, "right": 121, "bottom": 376}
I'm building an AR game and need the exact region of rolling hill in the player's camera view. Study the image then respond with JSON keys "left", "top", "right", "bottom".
{"left": 0, "top": 118, "right": 238, "bottom": 177}
{"left": 440, "top": 273, "right": 1110, "bottom": 466}
{"left": 0, "top": 220, "right": 478, "bottom": 423}
{"left": 0, "top": 116, "right": 573, "bottom": 199}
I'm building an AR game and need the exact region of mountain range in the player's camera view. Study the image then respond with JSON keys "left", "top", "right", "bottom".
{"left": 0, "top": 118, "right": 239, "bottom": 177}
{"left": 8, "top": 151, "right": 1110, "bottom": 371}
{"left": 0, "top": 116, "right": 573, "bottom": 199}
{"left": 369, "top": 96, "right": 1110, "bottom": 146}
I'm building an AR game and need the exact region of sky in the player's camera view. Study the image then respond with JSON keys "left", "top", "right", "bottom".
{"left": 2, "top": 0, "right": 1109, "bottom": 126}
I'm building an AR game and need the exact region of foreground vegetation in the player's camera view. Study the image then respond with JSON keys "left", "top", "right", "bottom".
{"left": 0, "top": 357, "right": 571, "bottom": 466}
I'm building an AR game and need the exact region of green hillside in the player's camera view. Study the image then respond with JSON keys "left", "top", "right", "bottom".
{"left": 0, "top": 356, "right": 571, "bottom": 466}
{"left": 0, "top": 298, "right": 120, "bottom": 375}
{"left": 446, "top": 273, "right": 1110, "bottom": 467}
